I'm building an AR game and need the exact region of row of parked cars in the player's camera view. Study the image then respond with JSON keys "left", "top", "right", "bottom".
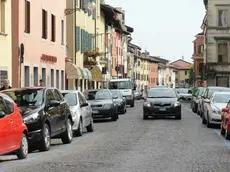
{"left": 0, "top": 86, "right": 132, "bottom": 160}
{"left": 190, "top": 86, "right": 230, "bottom": 139}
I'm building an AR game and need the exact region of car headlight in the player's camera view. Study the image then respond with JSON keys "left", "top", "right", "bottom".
{"left": 103, "top": 104, "right": 113, "bottom": 109}
{"left": 212, "top": 108, "right": 221, "bottom": 115}
{"left": 70, "top": 110, "right": 77, "bottom": 118}
{"left": 23, "top": 113, "right": 39, "bottom": 124}
{"left": 174, "top": 102, "right": 181, "bottom": 107}
{"left": 143, "top": 102, "right": 151, "bottom": 107}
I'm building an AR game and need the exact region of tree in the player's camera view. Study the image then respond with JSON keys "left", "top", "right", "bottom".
{"left": 188, "top": 67, "right": 194, "bottom": 86}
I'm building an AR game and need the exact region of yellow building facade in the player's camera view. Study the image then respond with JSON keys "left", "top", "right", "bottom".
{"left": 0, "top": 0, "right": 12, "bottom": 86}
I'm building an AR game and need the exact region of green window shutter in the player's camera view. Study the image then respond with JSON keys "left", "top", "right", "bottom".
{"left": 83, "top": 30, "right": 86, "bottom": 52}
{"left": 77, "top": 27, "right": 80, "bottom": 51}
{"left": 86, "top": 32, "right": 89, "bottom": 51}
{"left": 75, "top": 27, "right": 78, "bottom": 52}
{"left": 81, "top": 29, "right": 84, "bottom": 53}
{"left": 85, "top": 31, "right": 88, "bottom": 51}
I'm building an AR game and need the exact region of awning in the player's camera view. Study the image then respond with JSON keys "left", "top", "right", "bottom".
{"left": 65, "top": 62, "right": 92, "bottom": 80}
{"left": 89, "top": 66, "right": 103, "bottom": 81}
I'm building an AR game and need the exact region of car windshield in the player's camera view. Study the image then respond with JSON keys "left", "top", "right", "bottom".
{"left": 3, "top": 89, "right": 44, "bottom": 107}
{"left": 88, "top": 90, "right": 111, "bottom": 100}
{"left": 110, "top": 91, "right": 122, "bottom": 99}
{"left": 213, "top": 94, "right": 230, "bottom": 103}
{"left": 109, "top": 81, "right": 132, "bottom": 89}
{"left": 148, "top": 88, "right": 177, "bottom": 98}
{"left": 62, "top": 93, "right": 77, "bottom": 106}
{"left": 208, "top": 88, "right": 230, "bottom": 98}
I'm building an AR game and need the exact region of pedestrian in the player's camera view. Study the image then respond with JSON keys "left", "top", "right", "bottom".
{"left": 39, "top": 79, "right": 44, "bottom": 87}
{"left": 83, "top": 89, "right": 89, "bottom": 100}
{"left": 0, "top": 79, "right": 12, "bottom": 91}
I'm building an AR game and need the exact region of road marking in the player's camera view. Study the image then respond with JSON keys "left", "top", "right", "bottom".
{"left": 214, "top": 129, "right": 230, "bottom": 151}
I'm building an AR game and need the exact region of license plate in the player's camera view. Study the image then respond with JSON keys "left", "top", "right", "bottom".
{"left": 93, "top": 110, "right": 99, "bottom": 114}
{"left": 159, "top": 108, "right": 166, "bottom": 111}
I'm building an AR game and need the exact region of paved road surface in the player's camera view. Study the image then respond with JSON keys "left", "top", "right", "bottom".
{"left": 1, "top": 101, "right": 230, "bottom": 172}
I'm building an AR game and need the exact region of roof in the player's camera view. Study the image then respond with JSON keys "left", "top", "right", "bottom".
{"left": 1, "top": 87, "right": 45, "bottom": 92}
{"left": 128, "top": 43, "right": 141, "bottom": 50}
{"left": 213, "top": 92, "right": 230, "bottom": 95}
{"left": 61, "top": 90, "right": 80, "bottom": 93}
{"left": 152, "top": 56, "right": 169, "bottom": 63}
{"left": 170, "top": 59, "right": 192, "bottom": 70}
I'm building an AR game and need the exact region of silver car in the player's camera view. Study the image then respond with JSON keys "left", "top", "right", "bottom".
{"left": 61, "top": 90, "right": 94, "bottom": 136}
{"left": 203, "top": 92, "right": 230, "bottom": 128}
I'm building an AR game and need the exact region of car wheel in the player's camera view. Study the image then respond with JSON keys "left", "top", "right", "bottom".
{"left": 221, "top": 123, "right": 225, "bottom": 135}
{"left": 75, "top": 118, "right": 83, "bottom": 136}
{"left": 202, "top": 113, "right": 207, "bottom": 124}
{"left": 130, "top": 101, "right": 135, "bottom": 107}
{"left": 143, "top": 113, "right": 148, "bottom": 120}
{"left": 17, "top": 133, "right": 28, "bottom": 159}
{"left": 61, "top": 118, "right": 73, "bottom": 144}
{"left": 225, "top": 127, "right": 230, "bottom": 140}
{"left": 39, "top": 123, "right": 51, "bottom": 151}
{"left": 121, "top": 106, "right": 126, "bottom": 114}
{"left": 86, "top": 117, "right": 94, "bottom": 132}
{"left": 175, "top": 114, "right": 181, "bottom": 120}
{"left": 206, "top": 113, "right": 211, "bottom": 128}
{"left": 111, "top": 113, "right": 118, "bottom": 121}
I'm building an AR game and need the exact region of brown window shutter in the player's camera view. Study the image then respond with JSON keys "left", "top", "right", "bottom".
{"left": 27, "top": 1, "right": 30, "bottom": 33}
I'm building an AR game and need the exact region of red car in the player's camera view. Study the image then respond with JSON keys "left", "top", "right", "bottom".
{"left": 0, "top": 93, "right": 28, "bottom": 159}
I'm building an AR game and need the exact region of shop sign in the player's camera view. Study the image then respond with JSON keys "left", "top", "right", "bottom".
{"left": 41, "top": 54, "right": 57, "bottom": 63}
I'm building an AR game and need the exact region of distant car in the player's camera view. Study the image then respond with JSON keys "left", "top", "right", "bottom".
{"left": 134, "top": 90, "right": 141, "bottom": 100}
{"left": 87, "top": 89, "right": 119, "bottom": 121}
{"left": 0, "top": 93, "right": 28, "bottom": 159}
{"left": 176, "top": 88, "right": 192, "bottom": 101}
{"left": 61, "top": 90, "right": 94, "bottom": 136}
{"left": 2, "top": 87, "right": 73, "bottom": 152}
{"left": 203, "top": 92, "right": 230, "bottom": 128}
{"left": 110, "top": 89, "right": 126, "bottom": 114}
{"left": 143, "top": 88, "right": 181, "bottom": 120}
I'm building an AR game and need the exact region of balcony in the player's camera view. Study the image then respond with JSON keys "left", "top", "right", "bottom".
{"left": 206, "top": 62, "right": 230, "bottom": 73}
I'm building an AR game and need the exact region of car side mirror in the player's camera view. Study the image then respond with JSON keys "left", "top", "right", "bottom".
{"left": 80, "top": 102, "right": 88, "bottom": 108}
{"left": 113, "top": 96, "right": 118, "bottom": 99}
{"left": 0, "top": 111, "right": 6, "bottom": 118}
{"left": 49, "top": 100, "right": 60, "bottom": 107}
{"left": 222, "top": 108, "right": 228, "bottom": 113}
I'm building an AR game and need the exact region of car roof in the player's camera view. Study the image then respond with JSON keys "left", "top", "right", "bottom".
{"left": 88, "top": 89, "right": 109, "bottom": 92}
{"left": 0, "top": 87, "right": 46, "bottom": 92}
{"left": 213, "top": 92, "right": 230, "bottom": 95}
{"left": 61, "top": 90, "right": 79, "bottom": 93}
{"left": 207, "top": 86, "right": 230, "bottom": 89}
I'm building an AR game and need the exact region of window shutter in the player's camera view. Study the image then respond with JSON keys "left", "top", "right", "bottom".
{"left": 75, "top": 26, "right": 81, "bottom": 52}
{"left": 92, "top": 0, "right": 96, "bottom": 19}
{"left": 81, "top": 29, "right": 84, "bottom": 53}
{"left": 83, "top": 0, "right": 88, "bottom": 12}
{"left": 89, "top": 34, "right": 92, "bottom": 50}
{"left": 75, "top": 0, "right": 78, "bottom": 7}
{"left": 78, "top": 27, "right": 81, "bottom": 51}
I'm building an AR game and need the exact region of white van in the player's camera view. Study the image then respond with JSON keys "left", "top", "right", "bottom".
{"left": 108, "top": 78, "right": 136, "bottom": 107}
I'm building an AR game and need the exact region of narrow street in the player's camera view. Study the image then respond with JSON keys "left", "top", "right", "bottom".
{"left": 1, "top": 101, "right": 230, "bottom": 172}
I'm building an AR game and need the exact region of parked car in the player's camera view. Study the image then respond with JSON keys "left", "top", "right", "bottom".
{"left": 143, "top": 88, "right": 181, "bottom": 120}
{"left": 203, "top": 92, "right": 230, "bottom": 128}
{"left": 87, "top": 89, "right": 119, "bottom": 121}
{"left": 134, "top": 90, "right": 141, "bottom": 100}
{"left": 176, "top": 88, "right": 192, "bottom": 101}
{"left": 110, "top": 89, "right": 126, "bottom": 114}
{"left": 0, "top": 93, "right": 28, "bottom": 159}
{"left": 200, "top": 86, "right": 230, "bottom": 119}
{"left": 221, "top": 101, "right": 230, "bottom": 139}
{"left": 2, "top": 87, "right": 73, "bottom": 152}
{"left": 191, "top": 87, "right": 205, "bottom": 113}
{"left": 61, "top": 90, "right": 94, "bottom": 136}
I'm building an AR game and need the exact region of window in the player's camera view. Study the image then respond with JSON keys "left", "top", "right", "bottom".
{"left": 51, "top": 69, "right": 54, "bottom": 87}
{"left": 56, "top": 70, "right": 59, "bottom": 89}
{"left": 218, "top": 10, "right": 228, "bottom": 27}
{"left": 0, "top": 0, "right": 6, "bottom": 33}
{"left": 51, "top": 14, "right": 56, "bottom": 42}
{"left": 42, "top": 68, "right": 46, "bottom": 86}
{"left": 169, "top": 77, "right": 171, "bottom": 82}
{"left": 61, "top": 70, "right": 64, "bottom": 90}
{"left": 185, "top": 71, "right": 187, "bottom": 75}
{"left": 33, "top": 67, "right": 38, "bottom": 86}
{"left": 24, "top": 66, "right": 30, "bottom": 87}
{"left": 45, "top": 90, "right": 55, "bottom": 105}
{"left": 218, "top": 42, "right": 228, "bottom": 63}
{"left": 53, "top": 89, "right": 63, "bottom": 101}
{"left": 62, "top": 93, "right": 78, "bottom": 106}
{"left": 0, "top": 98, "right": 6, "bottom": 118}
{"left": 24, "top": 0, "right": 30, "bottom": 33}
{"left": 0, "top": 70, "right": 7, "bottom": 87}
{"left": 42, "top": 9, "right": 47, "bottom": 39}
{"left": 61, "top": 20, "right": 64, "bottom": 45}
{"left": 4, "top": 99, "right": 14, "bottom": 114}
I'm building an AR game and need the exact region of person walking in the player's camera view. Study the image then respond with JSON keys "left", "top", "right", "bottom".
{"left": 39, "top": 79, "right": 44, "bottom": 87}
{"left": 0, "top": 79, "right": 12, "bottom": 90}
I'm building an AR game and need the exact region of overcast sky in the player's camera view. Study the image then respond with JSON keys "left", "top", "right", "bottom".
{"left": 105, "top": 0, "right": 205, "bottom": 63}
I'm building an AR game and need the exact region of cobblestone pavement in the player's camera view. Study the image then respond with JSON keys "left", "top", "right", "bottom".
{"left": 1, "top": 101, "right": 230, "bottom": 172}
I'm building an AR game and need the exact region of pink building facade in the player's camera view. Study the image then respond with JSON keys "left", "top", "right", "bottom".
{"left": 148, "top": 63, "right": 158, "bottom": 88}
{"left": 19, "top": 0, "right": 66, "bottom": 88}
{"left": 111, "top": 31, "right": 123, "bottom": 78}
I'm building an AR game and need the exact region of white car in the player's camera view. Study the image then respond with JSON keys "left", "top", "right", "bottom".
{"left": 203, "top": 92, "right": 230, "bottom": 128}
{"left": 61, "top": 90, "right": 94, "bottom": 136}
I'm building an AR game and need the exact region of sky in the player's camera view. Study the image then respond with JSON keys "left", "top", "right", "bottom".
{"left": 105, "top": 0, "right": 205, "bottom": 63}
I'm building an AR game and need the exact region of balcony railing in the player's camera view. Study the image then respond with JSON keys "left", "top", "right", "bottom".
{"left": 206, "top": 62, "right": 230, "bottom": 73}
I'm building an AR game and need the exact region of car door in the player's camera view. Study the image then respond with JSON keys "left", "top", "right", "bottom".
{"left": 45, "top": 89, "right": 59, "bottom": 135}
{"left": 0, "top": 96, "right": 13, "bottom": 154}
{"left": 53, "top": 89, "right": 66, "bottom": 130}
{"left": 201, "top": 88, "right": 208, "bottom": 114}
{"left": 78, "top": 93, "right": 90, "bottom": 127}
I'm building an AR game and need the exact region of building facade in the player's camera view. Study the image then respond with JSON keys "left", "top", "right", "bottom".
{"left": 202, "top": 0, "right": 230, "bottom": 87}
{"left": 18, "top": 0, "right": 66, "bottom": 88}
{"left": 148, "top": 57, "right": 158, "bottom": 88}
{"left": 0, "top": 0, "right": 13, "bottom": 87}
{"left": 170, "top": 59, "right": 192, "bottom": 88}
{"left": 192, "top": 32, "right": 204, "bottom": 87}
{"left": 165, "top": 64, "right": 176, "bottom": 88}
